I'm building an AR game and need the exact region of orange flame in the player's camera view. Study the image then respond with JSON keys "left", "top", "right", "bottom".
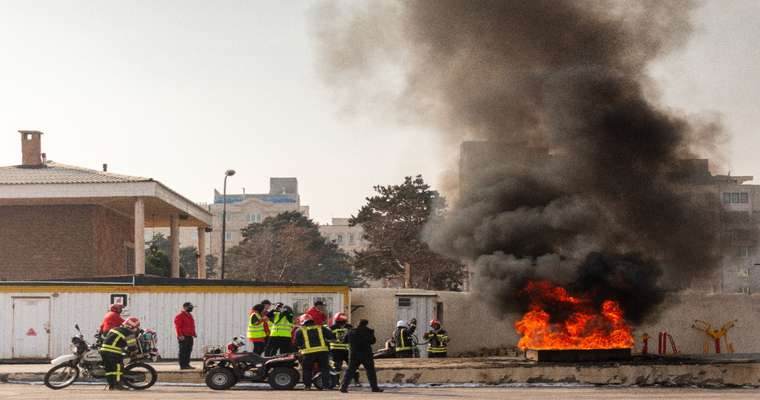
{"left": 515, "top": 281, "right": 633, "bottom": 350}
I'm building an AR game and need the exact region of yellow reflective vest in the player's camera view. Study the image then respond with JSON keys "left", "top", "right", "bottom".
{"left": 270, "top": 311, "right": 293, "bottom": 338}
{"left": 247, "top": 311, "right": 267, "bottom": 340}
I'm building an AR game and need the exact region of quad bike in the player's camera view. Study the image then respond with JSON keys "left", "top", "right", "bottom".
{"left": 44, "top": 323, "right": 158, "bottom": 390}
{"left": 202, "top": 341, "right": 301, "bottom": 390}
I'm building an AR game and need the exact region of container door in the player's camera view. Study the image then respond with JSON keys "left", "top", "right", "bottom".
{"left": 395, "top": 295, "right": 436, "bottom": 357}
{"left": 12, "top": 297, "right": 50, "bottom": 359}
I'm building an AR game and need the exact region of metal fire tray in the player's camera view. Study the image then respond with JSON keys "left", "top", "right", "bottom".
{"left": 525, "top": 348, "right": 632, "bottom": 363}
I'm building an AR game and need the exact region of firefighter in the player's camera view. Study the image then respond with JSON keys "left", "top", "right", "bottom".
{"left": 305, "top": 300, "right": 328, "bottom": 325}
{"left": 99, "top": 304, "right": 125, "bottom": 334}
{"left": 266, "top": 303, "right": 294, "bottom": 356}
{"left": 295, "top": 314, "right": 335, "bottom": 390}
{"left": 329, "top": 312, "right": 359, "bottom": 385}
{"left": 99, "top": 316, "right": 140, "bottom": 390}
{"left": 247, "top": 303, "right": 269, "bottom": 354}
{"left": 423, "top": 319, "right": 449, "bottom": 358}
{"left": 394, "top": 320, "right": 414, "bottom": 358}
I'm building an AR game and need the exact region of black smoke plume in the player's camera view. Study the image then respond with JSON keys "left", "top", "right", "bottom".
{"left": 313, "top": 0, "right": 723, "bottom": 324}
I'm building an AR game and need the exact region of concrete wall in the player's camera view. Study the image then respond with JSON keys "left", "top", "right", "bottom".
{"left": 352, "top": 288, "right": 760, "bottom": 356}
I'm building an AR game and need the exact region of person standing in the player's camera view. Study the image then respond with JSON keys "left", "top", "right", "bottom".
{"left": 330, "top": 313, "right": 359, "bottom": 385}
{"left": 305, "top": 300, "right": 328, "bottom": 326}
{"left": 248, "top": 303, "right": 269, "bottom": 354}
{"left": 100, "top": 316, "right": 140, "bottom": 390}
{"left": 423, "top": 319, "right": 449, "bottom": 358}
{"left": 295, "top": 314, "right": 334, "bottom": 390}
{"left": 266, "top": 303, "right": 294, "bottom": 356}
{"left": 174, "top": 302, "right": 197, "bottom": 370}
{"left": 340, "top": 319, "right": 383, "bottom": 393}
{"left": 393, "top": 320, "right": 414, "bottom": 358}
{"left": 99, "top": 304, "right": 125, "bottom": 334}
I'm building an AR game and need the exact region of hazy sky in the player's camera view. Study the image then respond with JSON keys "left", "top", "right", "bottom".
{"left": 0, "top": 1, "right": 758, "bottom": 224}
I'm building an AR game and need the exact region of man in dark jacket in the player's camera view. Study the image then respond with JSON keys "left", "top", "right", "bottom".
{"left": 340, "top": 319, "right": 383, "bottom": 393}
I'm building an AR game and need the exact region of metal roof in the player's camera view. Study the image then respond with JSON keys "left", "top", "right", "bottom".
{"left": 0, "top": 161, "right": 151, "bottom": 185}
{"left": 0, "top": 274, "right": 348, "bottom": 288}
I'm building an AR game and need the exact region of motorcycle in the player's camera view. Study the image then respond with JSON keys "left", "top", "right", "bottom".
{"left": 44, "top": 323, "right": 159, "bottom": 390}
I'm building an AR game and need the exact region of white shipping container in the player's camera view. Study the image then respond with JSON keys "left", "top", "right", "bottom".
{"left": 0, "top": 281, "right": 349, "bottom": 360}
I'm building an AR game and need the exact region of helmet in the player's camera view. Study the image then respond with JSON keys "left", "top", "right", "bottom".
{"left": 333, "top": 312, "right": 348, "bottom": 322}
{"left": 123, "top": 316, "right": 140, "bottom": 330}
{"left": 430, "top": 319, "right": 441, "bottom": 328}
{"left": 110, "top": 304, "right": 124, "bottom": 313}
{"left": 396, "top": 320, "right": 408, "bottom": 328}
{"left": 233, "top": 336, "right": 246, "bottom": 347}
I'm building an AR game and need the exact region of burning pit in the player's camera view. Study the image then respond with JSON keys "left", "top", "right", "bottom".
{"left": 515, "top": 280, "right": 634, "bottom": 362}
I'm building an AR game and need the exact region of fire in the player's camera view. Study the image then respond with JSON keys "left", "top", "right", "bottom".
{"left": 515, "top": 281, "right": 633, "bottom": 350}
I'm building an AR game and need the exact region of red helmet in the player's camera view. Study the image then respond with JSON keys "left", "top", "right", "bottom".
{"left": 110, "top": 304, "right": 124, "bottom": 313}
{"left": 333, "top": 312, "right": 348, "bottom": 322}
{"left": 123, "top": 316, "right": 141, "bottom": 330}
{"left": 430, "top": 319, "right": 441, "bottom": 328}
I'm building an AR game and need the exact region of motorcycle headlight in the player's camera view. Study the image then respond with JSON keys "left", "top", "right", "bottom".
{"left": 70, "top": 343, "right": 79, "bottom": 353}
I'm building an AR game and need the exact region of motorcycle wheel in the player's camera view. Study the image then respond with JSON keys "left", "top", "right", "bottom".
{"left": 44, "top": 363, "right": 79, "bottom": 390}
{"left": 122, "top": 362, "right": 157, "bottom": 390}
{"left": 268, "top": 367, "right": 299, "bottom": 390}
{"left": 205, "top": 367, "right": 236, "bottom": 390}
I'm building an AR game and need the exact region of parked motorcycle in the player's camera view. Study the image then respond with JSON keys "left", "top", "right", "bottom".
{"left": 44, "top": 323, "right": 159, "bottom": 390}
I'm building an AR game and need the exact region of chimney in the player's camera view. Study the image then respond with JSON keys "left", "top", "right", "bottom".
{"left": 102, "top": 163, "right": 108, "bottom": 172}
{"left": 18, "top": 130, "right": 44, "bottom": 167}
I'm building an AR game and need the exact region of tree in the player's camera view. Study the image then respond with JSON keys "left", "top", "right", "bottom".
{"left": 225, "top": 211, "right": 354, "bottom": 285}
{"left": 351, "top": 175, "right": 464, "bottom": 291}
{"left": 144, "top": 233, "right": 190, "bottom": 277}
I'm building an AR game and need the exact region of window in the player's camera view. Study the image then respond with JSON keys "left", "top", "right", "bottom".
{"left": 436, "top": 301, "right": 444, "bottom": 324}
{"left": 190, "top": 231, "right": 198, "bottom": 240}
{"left": 736, "top": 246, "right": 750, "bottom": 258}
{"left": 738, "top": 268, "right": 750, "bottom": 278}
{"left": 722, "top": 192, "right": 749, "bottom": 204}
{"left": 397, "top": 297, "right": 411, "bottom": 307}
{"left": 336, "top": 234, "right": 344, "bottom": 244}
{"left": 729, "top": 230, "right": 753, "bottom": 241}
{"left": 225, "top": 231, "right": 232, "bottom": 241}
{"left": 348, "top": 234, "right": 355, "bottom": 245}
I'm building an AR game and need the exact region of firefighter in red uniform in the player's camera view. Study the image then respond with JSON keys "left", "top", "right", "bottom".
{"left": 99, "top": 304, "right": 125, "bottom": 334}
{"left": 99, "top": 316, "right": 140, "bottom": 390}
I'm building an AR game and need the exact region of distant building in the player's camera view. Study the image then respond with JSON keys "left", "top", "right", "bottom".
{"left": 0, "top": 131, "right": 212, "bottom": 280}
{"left": 319, "top": 218, "right": 368, "bottom": 255}
{"left": 207, "top": 178, "right": 310, "bottom": 273}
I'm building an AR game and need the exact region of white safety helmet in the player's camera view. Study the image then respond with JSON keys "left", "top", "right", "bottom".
{"left": 396, "top": 320, "right": 408, "bottom": 328}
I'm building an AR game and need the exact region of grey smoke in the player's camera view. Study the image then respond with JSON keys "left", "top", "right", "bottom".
{"left": 313, "top": 0, "right": 724, "bottom": 324}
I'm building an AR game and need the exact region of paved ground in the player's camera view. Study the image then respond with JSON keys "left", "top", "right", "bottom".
{"left": 1, "top": 383, "right": 760, "bottom": 400}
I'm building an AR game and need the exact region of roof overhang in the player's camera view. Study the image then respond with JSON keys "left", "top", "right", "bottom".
{"left": 0, "top": 181, "right": 212, "bottom": 227}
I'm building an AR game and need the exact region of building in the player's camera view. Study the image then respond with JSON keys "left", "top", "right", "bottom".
{"left": 207, "top": 178, "right": 310, "bottom": 267}
{"left": 0, "top": 275, "right": 347, "bottom": 359}
{"left": 0, "top": 131, "right": 212, "bottom": 280}
{"left": 319, "top": 217, "right": 368, "bottom": 255}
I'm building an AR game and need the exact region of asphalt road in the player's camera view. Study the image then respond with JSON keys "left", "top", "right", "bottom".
{"left": 2, "top": 384, "right": 760, "bottom": 400}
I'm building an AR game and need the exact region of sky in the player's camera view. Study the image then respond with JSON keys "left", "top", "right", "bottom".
{"left": 0, "top": 1, "right": 758, "bottom": 224}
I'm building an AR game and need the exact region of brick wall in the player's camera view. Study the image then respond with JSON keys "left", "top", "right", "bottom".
{"left": 0, "top": 205, "right": 132, "bottom": 280}
{"left": 92, "top": 207, "right": 134, "bottom": 276}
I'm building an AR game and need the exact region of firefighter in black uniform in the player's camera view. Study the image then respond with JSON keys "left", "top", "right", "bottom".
{"left": 340, "top": 319, "right": 383, "bottom": 393}
{"left": 99, "top": 316, "right": 140, "bottom": 390}
{"left": 329, "top": 312, "right": 360, "bottom": 386}
{"left": 295, "top": 314, "right": 335, "bottom": 390}
{"left": 393, "top": 320, "right": 414, "bottom": 358}
{"left": 423, "top": 319, "right": 449, "bottom": 358}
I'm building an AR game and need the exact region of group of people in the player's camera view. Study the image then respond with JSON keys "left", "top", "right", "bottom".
{"left": 245, "top": 299, "right": 380, "bottom": 392}
{"left": 96, "top": 298, "right": 450, "bottom": 392}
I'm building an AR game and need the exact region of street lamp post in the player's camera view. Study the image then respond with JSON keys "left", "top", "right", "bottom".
{"left": 221, "top": 169, "right": 236, "bottom": 280}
